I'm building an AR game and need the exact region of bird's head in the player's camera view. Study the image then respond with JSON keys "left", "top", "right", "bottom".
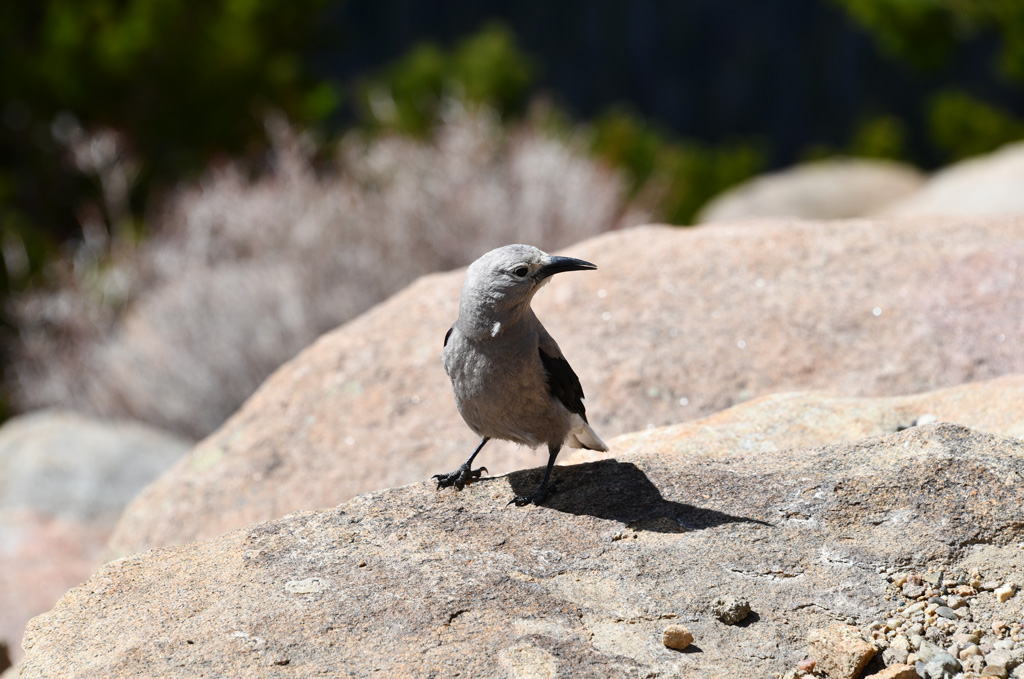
{"left": 460, "top": 244, "right": 597, "bottom": 323}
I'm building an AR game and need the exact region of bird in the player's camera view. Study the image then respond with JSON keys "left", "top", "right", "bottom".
{"left": 434, "top": 244, "right": 608, "bottom": 506}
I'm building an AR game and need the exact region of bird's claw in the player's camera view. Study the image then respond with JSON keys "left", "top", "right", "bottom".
{"left": 432, "top": 464, "right": 488, "bottom": 491}
{"left": 506, "top": 481, "right": 558, "bottom": 507}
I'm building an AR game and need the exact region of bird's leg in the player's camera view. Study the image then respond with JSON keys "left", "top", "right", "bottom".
{"left": 509, "top": 444, "right": 561, "bottom": 507}
{"left": 432, "top": 437, "right": 490, "bottom": 491}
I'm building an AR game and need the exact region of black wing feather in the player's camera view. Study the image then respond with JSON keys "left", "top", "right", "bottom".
{"left": 538, "top": 348, "right": 588, "bottom": 422}
{"left": 443, "top": 325, "right": 453, "bottom": 348}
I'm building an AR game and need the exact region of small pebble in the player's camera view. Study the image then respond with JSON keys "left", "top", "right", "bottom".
{"left": 797, "top": 657, "right": 816, "bottom": 672}
{"left": 953, "top": 632, "right": 981, "bottom": 645}
{"left": 995, "top": 584, "right": 1016, "bottom": 602}
{"left": 712, "top": 595, "right": 751, "bottom": 625}
{"left": 921, "top": 652, "right": 962, "bottom": 678}
{"left": 662, "top": 624, "right": 693, "bottom": 651}
{"left": 891, "top": 635, "right": 911, "bottom": 650}
{"left": 935, "top": 606, "right": 959, "bottom": 621}
{"left": 985, "top": 648, "right": 1012, "bottom": 667}
{"left": 963, "top": 655, "right": 985, "bottom": 673}
{"left": 883, "top": 646, "right": 910, "bottom": 666}
{"left": 903, "top": 583, "right": 926, "bottom": 599}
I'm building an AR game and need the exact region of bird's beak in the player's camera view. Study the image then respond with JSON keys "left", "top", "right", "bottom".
{"left": 537, "top": 255, "right": 597, "bottom": 280}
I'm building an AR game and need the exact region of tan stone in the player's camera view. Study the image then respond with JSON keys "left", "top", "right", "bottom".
{"left": 864, "top": 664, "right": 918, "bottom": 679}
{"left": 807, "top": 624, "right": 876, "bottom": 679}
{"left": 996, "top": 584, "right": 1016, "bottom": 602}
{"left": 661, "top": 624, "right": 693, "bottom": 651}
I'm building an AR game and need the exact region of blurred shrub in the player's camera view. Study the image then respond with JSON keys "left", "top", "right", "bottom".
{"left": 589, "top": 108, "right": 765, "bottom": 225}
{"left": 356, "top": 23, "right": 535, "bottom": 136}
{"left": 6, "top": 108, "right": 628, "bottom": 438}
{"left": 847, "top": 115, "right": 907, "bottom": 160}
{"left": 928, "top": 90, "right": 1024, "bottom": 161}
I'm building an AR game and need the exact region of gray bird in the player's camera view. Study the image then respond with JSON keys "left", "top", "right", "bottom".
{"left": 434, "top": 244, "right": 608, "bottom": 506}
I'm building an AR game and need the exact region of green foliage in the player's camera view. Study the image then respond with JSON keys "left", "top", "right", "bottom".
{"left": 356, "top": 23, "right": 536, "bottom": 135}
{"left": 829, "top": 0, "right": 1024, "bottom": 84}
{"left": 1, "top": 0, "right": 339, "bottom": 165}
{"left": 928, "top": 89, "right": 1024, "bottom": 160}
{"left": 590, "top": 108, "right": 765, "bottom": 225}
{"left": 847, "top": 115, "right": 908, "bottom": 160}
{"left": 826, "top": 0, "right": 962, "bottom": 70}
{"left": 829, "top": 0, "right": 1024, "bottom": 164}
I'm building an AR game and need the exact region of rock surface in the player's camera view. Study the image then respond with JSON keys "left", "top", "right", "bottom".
{"left": 696, "top": 158, "right": 924, "bottom": 223}
{"left": 0, "top": 411, "right": 188, "bottom": 663}
{"left": 21, "top": 422, "right": 1024, "bottom": 678}
{"left": 563, "top": 375, "right": 1024, "bottom": 467}
{"left": 107, "top": 217, "right": 1024, "bottom": 556}
{"left": 878, "top": 141, "right": 1024, "bottom": 218}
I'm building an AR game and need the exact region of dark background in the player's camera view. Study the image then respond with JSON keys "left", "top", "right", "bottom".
{"left": 327, "top": 0, "right": 1021, "bottom": 167}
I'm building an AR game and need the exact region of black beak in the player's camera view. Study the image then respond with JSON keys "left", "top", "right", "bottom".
{"left": 537, "top": 255, "right": 597, "bottom": 280}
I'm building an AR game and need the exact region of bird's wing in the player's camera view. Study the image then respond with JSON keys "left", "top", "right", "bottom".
{"left": 537, "top": 338, "right": 589, "bottom": 422}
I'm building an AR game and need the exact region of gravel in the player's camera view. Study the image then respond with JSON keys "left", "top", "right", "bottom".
{"left": 780, "top": 564, "right": 1023, "bottom": 679}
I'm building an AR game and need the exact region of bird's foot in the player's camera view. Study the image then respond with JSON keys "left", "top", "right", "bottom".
{"left": 507, "top": 481, "right": 558, "bottom": 507}
{"left": 432, "top": 463, "right": 488, "bottom": 491}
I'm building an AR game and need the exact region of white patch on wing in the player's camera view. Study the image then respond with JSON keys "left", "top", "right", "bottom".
{"left": 491, "top": 321, "right": 501, "bottom": 337}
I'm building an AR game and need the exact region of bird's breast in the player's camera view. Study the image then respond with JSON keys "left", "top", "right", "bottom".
{"left": 443, "top": 329, "right": 569, "bottom": 446}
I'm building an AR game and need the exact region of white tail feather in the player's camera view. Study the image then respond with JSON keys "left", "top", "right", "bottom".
{"left": 566, "top": 414, "right": 609, "bottom": 452}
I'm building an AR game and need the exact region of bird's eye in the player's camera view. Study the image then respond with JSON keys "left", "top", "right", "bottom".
{"left": 513, "top": 266, "right": 529, "bottom": 278}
